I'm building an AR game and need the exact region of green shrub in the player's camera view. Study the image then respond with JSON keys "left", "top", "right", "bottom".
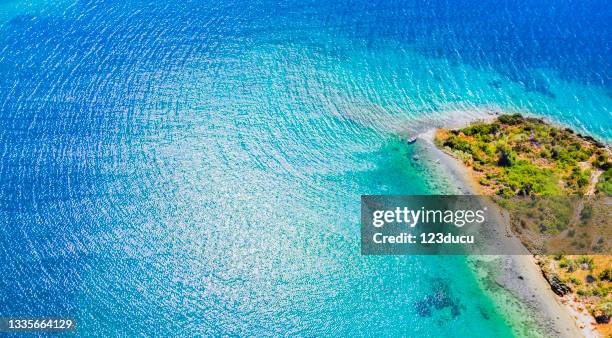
{"left": 559, "top": 257, "right": 573, "bottom": 268}
{"left": 600, "top": 302, "right": 612, "bottom": 316}
{"left": 593, "top": 286, "right": 610, "bottom": 297}
{"left": 498, "top": 113, "right": 524, "bottom": 125}
{"left": 462, "top": 122, "right": 499, "bottom": 138}
{"left": 497, "top": 146, "right": 516, "bottom": 167}
{"left": 580, "top": 205, "right": 593, "bottom": 222}
{"left": 596, "top": 168, "right": 612, "bottom": 196}
{"left": 578, "top": 256, "right": 594, "bottom": 270}
{"left": 570, "top": 277, "right": 582, "bottom": 285}
{"left": 506, "top": 161, "right": 561, "bottom": 196}
{"left": 443, "top": 135, "right": 471, "bottom": 153}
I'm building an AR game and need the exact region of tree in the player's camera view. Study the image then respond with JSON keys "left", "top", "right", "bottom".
{"left": 497, "top": 146, "right": 516, "bottom": 167}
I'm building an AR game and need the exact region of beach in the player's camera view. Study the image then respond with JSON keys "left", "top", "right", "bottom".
{"left": 416, "top": 125, "right": 597, "bottom": 337}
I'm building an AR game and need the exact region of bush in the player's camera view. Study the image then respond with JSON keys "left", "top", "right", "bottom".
{"left": 596, "top": 168, "right": 612, "bottom": 196}
{"left": 443, "top": 135, "right": 471, "bottom": 153}
{"left": 593, "top": 286, "right": 610, "bottom": 297}
{"left": 506, "top": 161, "right": 561, "bottom": 196}
{"left": 570, "top": 277, "right": 582, "bottom": 285}
{"left": 498, "top": 113, "right": 524, "bottom": 125}
{"left": 600, "top": 302, "right": 612, "bottom": 317}
{"left": 483, "top": 144, "right": 496, "bottom": 157}
{"left": 580, "top": 205, "right": 593, "bottom": 222}
{"left": 497, "top": 146, "right": 516, "bottom": 167}
{"left": 578, "top": 256, "right": 594, "bottom": 270}
{"left": 462, "top": 122, "right": 499, "bottom": 137}
{"left": 595, "top": 158, "right": 611, "bottom": 170}
{"left": 559, "top": 257, "right": 574, "bottom": 270}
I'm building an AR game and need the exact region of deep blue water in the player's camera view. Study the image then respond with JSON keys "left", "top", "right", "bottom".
{"left": 0, "top": 0, "right": 610, "bottom": 335}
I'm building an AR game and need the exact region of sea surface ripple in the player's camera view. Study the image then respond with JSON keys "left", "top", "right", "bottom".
{"left": 0, "top": 0, "right": 610, "bottom": 335}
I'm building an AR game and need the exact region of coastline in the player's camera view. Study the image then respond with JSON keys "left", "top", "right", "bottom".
{"left": 416, "top": 124, "right": 597, "bottom": 337}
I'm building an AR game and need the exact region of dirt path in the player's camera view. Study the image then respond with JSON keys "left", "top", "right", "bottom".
{"left": 585, "top": 169, "right": 603, "bottom": 196}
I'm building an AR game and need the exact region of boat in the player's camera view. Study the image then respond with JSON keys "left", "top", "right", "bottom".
{"left": 407, "top": 136, "right": 417, "bottom": 144}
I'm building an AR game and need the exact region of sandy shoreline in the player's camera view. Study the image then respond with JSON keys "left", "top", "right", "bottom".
{"left": 414, "top": 123, "right": 597, "bottom": 337}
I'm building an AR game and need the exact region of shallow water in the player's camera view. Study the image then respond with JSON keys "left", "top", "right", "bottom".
{"left": 0, "top": 0, "right": 609, "bottom": 335}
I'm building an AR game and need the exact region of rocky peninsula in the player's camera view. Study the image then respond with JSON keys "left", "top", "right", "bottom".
{"left": 430, "top": 113, "right": 611, "bottom": 336}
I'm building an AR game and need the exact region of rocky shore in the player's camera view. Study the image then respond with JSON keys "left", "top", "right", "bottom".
{"left": 405, "top": 106, "right": 612, "bottom": 337}
{"left": 416, "top": 128, "right": 591, "bottom": 337}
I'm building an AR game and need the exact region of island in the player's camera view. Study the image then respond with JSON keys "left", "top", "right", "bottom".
{"left": 432, "top": 113, "right": 611, "bottom": 336}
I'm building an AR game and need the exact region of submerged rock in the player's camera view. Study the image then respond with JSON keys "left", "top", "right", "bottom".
{"left": 414, "top": 279, "right": 463, "bottom": 318}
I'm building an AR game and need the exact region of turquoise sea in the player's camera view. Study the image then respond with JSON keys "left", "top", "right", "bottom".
{"left": 0, "top": 0, "right": 610, "bottom": 335}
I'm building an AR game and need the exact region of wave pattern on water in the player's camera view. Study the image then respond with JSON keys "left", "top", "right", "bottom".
{"left": 0, "top": 0, "right": 609, "bottom": 335}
